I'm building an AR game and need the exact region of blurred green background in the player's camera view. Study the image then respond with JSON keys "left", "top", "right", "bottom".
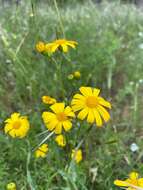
{"left": 0, "top": 0, "right": 143, "bottom": 189}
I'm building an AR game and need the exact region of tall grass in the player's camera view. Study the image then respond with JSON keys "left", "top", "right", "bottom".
{"left": 0, "top": 1, "right": 143, "bottom": 189}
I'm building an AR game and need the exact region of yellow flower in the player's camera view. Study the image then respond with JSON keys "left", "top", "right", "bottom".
{"left": 114, "top": 172, "right": 143, "bottom": 190}
{"left": 42, "top": 103, "right": 75, "bottom": 134}
{"left": 55, "top": 134, "right": 66, "bottom": 147}
{"left": 36, "top": 41, "right": 45, "bottom": 53}
{"left": 50, "top": 39, "right": 78, "bottom": 53}
{"left": 4, "top": 113, "right": 30, "bottom": 138}
{"left": 71, "top": 149, "right": 82, "bottom": 163}
{"left": 42, "top": 96, "right": 56, "bottom": 105}
{"left": 74, "top": 71, "right": 81, "bottom": 79}
{"left": 71, "top": 86, "right": 111, "bottom": 127}
{"left": 6, "top": 182, "right": 16, "bottom": 190}
{"left": 35, "top": 144, "right": 48, "bottom": 158}
{"left": 45, "top": 43, "right": 55, "bottom": 54}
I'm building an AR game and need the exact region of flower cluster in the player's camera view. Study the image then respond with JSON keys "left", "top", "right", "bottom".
{"left": 114, "top": 172, "right": 143, "bottom": 190}
{"left": 36, "top": 39, "right": 78, "bottom": 54}
{"left": 68, "top": 71, "right": 81, "bottom": 80}
{"left": 3, "top": 86, "right": 111, "bottom": 163}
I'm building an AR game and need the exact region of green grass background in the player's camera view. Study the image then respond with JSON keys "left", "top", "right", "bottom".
{"left": 0, "top": 0, "right": 143, "bottom": 189}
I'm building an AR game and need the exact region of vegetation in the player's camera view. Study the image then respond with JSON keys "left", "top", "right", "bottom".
{"left": 0, "top": 0, "right": 143, "bottom": 189}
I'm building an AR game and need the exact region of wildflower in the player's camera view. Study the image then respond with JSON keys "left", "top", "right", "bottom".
{"left": 74, "top": 71, "right": 81, "bottom": 79}
{"left": 71, "top": 86, "right": 111, "bottom": 127}
{"left": 36, "top": 41, "right": 45, "bottom": 53}
{"left": 42, "top": 96, "right": 56, "bottom": 105}
{"left": 50, "top": 39, "right": 78, "bottom": 53}
{"left": 6, "top": 182, "right": 16, "bottom": 190}
{"left": 67, "top": 74, "right": 74, "bottom": 80}
{"left": 55, "top": 134, "right": 66, "bottom": 147}
{"left": 4, "top": 113, "right": 30, "bottom": 138}
{"left": 45, "top": 43, "right": 54, "bottom": 54}
{"left": 114, "top": 172, "right": 143, "bottom": 190}
{"left": 35, "top": 144, "right": 48, "bottom": 158}
{"left": 71, "top": 149, "right": 82, "bottom": 163}
{"left": 42, "top": 103, "right": 75, "bottom": 134}
{"left": 130, "top": 143, "right": 139, "bottom": 152}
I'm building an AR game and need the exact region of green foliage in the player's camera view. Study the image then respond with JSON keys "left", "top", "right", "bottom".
{"left": 0, "top": 1, "right": 143, "bottom": 189}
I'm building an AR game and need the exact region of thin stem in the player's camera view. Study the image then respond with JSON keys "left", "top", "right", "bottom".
{"left": 53, "top": 0, "right": 65, "bottom": 38}
{"left": 68, "top": 125, "right": 93, "bottom": 172}
{"left": 32, "top": 131, "right": 54, "bottom": 152}
{"left": 36, "top": 130, "right": 49, "bottom": 137}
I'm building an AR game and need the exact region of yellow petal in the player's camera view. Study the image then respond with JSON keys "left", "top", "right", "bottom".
{"left": 77, "top": 108, "right": 89, "bottom": 120}
{"left": 54, "top": 123, "right": 62, "bottom": 134}
{"left": 93, "top": 88, "right": 100, "bottom": 96}
{"left": 61, "top": 44, "right": 68, "bottom": 52}
{"left": 47, "top": 119, "right": 58, "bottom": 131}
{"left": 93, "top": 109, "right": 103, "bottom": 127}
{"left": 11, "top": 113, "right": 20, "bottom": 120}
{"left": 9, "top": 129, "right": 16, "bottom": 138}
{"left": 79, "top": 87, "right": 93, "bottom": 97}
{"left": 66, "top": 42, "right": 76, "bottom": 48}
{"left": 138, "top": 178, "right": 143, "bottom": 187}
{"left": 4, "top": 124, "right": 12, "bottom": 133}
{"left": 114, "top": 180, "right": 128, "bottom": 187}
{"left": 64, "top": 106, "right": 75, "bottom": 117}
{"left": 98, "top": 97, "right": 111, "bottom": 109}
{"left": 97, "top": 105, "right": 110, "bottom": 122}
{"left": 42, "top": 112, "right": 56, "bottom": 123}
{"left": 129, "top": 172, "right": 139, "bottom": 180}
{"left": 87, "top": 110, "right": 95, "bottom": 123}
{"left": 50, "top": 103, "right": 65, "bottom": 113}
{"left": 72, "top": 105, "right": 84, "bottom": 112}
{"left": 73, "top": 94, "right": 85, "bottom": 100}
{"left": 51, "top": 44, "right": 59, "bottom": 52}
{"left": 63, "top": 121, "right": 72, "bottom": 131}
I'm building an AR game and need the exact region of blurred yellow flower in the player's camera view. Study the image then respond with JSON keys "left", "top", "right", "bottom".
{"left": 114, "top": 172, "right": 143, "bottom": 190}
{"left": 71, "top": 149, "right": 82, "bottom": 163}
{"left": 74, "top": 71, "right": 81, "bottom": 79}
{"left": 35, "top": 144, "right": 48, "bottom": 158}
{"left": 67, "top": 74, "right": 74, "bottom": 80}
{"left": 42, "top": 96, "right": 56, "bottom": 105}
{"left": 36, "top": 41, "right": 45, "bottom": 53}
{"left": 50, "top": 39, "right": 78, "bottom": 53}
{"left": 42, "top": 103, "right": 75, "bottom": 134}
{"left": 4, "top": 113, "right": 30, "bottom": 138}
{"left": 55, "top": 134, "right": 66, "bottom": 147}
{"left": 45, "top": 43, "right": 54, "bottom": 53}
{"left": 6, "top": 182, "right": 16, "bottom": 190}
{"left": 71, "top": 86, "right": 111, "bottom": 127}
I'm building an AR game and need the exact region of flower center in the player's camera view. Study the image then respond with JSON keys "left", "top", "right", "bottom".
{"left": 56, "top": 39, "right": 65, "bottom": 45}
{"left": 86, "top": 96, "right": 98, "bottom": 108}
{"left": 56, "top": 112, "right": 67, "bottom": 121}
{"left": 13, "top": 121, "right": 21, "bottom": 129}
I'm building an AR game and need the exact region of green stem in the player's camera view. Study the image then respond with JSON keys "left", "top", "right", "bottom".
{"left": 53, "top": 0, "right": 65, "bottom": 38}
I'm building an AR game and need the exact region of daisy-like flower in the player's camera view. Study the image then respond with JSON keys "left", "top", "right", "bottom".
{"left": 35, "top": 144, "right": 48, "bottom": 158}
{"left": 49, "top": 39, "right": 78, "bottom": 53}
{"left": 42, "top": 103, "right": 75, "bottom": 134}
{"left": 42, "top": 96, "right": 56, "bottom": 105}
{"left": 71, "top": 86, "right": 111, "bottom": 127}
{"left": 55, "top": 134, "right": 66, "bottom": 147}
{"left": 4, "top": 113, "right": 30, "bottom": 138}
{"left": 114, "top": 172, "right": 143, "bottom": 190}
{"left": 7, "top": 182, "right": 16, "bottom": 190}
{"left": 36, "top": 41, "right": 45, "bottom": 53}
{"left": 71, "top": 149, "right": 83, "bottom": 163}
